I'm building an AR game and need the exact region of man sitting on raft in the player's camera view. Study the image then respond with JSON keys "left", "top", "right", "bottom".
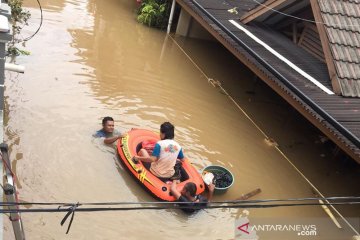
{"left": 133, "top": 122, "right": 184, "bottom": 181}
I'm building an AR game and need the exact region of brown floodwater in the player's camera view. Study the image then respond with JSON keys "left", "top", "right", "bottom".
{"left": 3, "top": 0, "right": 359, "bottom": 239}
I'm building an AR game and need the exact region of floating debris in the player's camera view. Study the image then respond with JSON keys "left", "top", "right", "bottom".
{"left": 208, "top": 78, "right": 222, "bottom": 87}
{"left": 318, "top": 135, "right": 329, "bottom": 143}
{"left": 227, "top": 7, "right": 238, "bottom": 14}
{"left": 264, "top": 137, "right": 279, "bottom": 147}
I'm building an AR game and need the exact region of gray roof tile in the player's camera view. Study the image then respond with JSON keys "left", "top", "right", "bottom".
{"left": 318, "top": 0, "right": 360, "bottom": 97}
{"left": 322, "top": 14, "right": 360, "bottom": 33}
{"left": 327, "top": 28, "right": 360, "bottom": 47}
{"left": 334, "top": 61, "right": 360, "bottom": 79}
{"left": 331, "top": 44, "right": 360, "bottom": 63}
{"left": 339, "top": 79, "right": 360, "bottom": 97}
{"left": 320, "top": 0, "right": 360, "bottom": 18}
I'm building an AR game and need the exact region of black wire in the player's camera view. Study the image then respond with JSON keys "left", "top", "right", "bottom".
{"left": 3, "top": 200, "right": 359, "bottom": 234}
{"left": 22, "top": 0, "right": 43, "bottom": 42}
{"left": 0, "top": 196, "right": 359, "bottom": 206}
{"left": 1, "top": 201, "right": 360, "bottom": 213}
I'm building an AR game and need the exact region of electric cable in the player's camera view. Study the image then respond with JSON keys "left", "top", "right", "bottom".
{"left": 1, "top": 196, "right": 360, "bottom": 206}
{"left": 1, "top": 201, "right": 360, "bottom": 213}
{"left": 2, "top": 199, "right": 359, "bottom": 234}
{"left": 22, "top": 0, "right": 43, "bottom": 42}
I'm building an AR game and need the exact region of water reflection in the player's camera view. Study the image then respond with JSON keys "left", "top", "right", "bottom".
{"left": 25, "top": 0, "right": 66, "bottom": 11}
{"left": 2, "top": 0, "right": 359, "bottom": 238}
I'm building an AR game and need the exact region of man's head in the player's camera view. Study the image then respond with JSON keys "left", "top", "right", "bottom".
{"left": 181, "top": 182, "right": 197, "bottom": 198}
{"left": 160, "top": 122, "right": 174, "bottom": 140}
{"left": 102, "top": 116, "right": 115, "bottom": 133}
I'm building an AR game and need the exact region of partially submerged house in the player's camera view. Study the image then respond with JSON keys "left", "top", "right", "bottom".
{"left": 173, "top": 0, "right": 360, "bottom": 162}
{"left": 240, "top": 0, "right": 360, "bottom": 97}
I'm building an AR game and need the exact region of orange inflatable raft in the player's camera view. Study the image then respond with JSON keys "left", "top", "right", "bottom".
{"left": 117, "top": 128, "right": 205, "bottom": 201}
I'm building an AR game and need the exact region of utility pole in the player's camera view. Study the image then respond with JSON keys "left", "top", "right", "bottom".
{"left": 1, "top": 144, "right": 26, "bottom": 240}
{"left": 0, "top": 1, "right": 26, "bottom": 239}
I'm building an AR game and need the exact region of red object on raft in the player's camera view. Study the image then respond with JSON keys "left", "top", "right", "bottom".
{"left": 117, "top": 128, "right": 205, "bottom": 201}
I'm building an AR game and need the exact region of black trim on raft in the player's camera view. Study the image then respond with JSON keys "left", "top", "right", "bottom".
{"left": 116, "top": 152, "right": 168, "bottom": 201}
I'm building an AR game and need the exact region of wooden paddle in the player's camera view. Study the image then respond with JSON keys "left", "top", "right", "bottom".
{"left": 235, "top": 188, "right": 262, "bottom": 200}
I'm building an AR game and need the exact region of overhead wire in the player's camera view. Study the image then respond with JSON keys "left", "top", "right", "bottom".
{"left": 21, "top": 0, "right": 43, "bottom": 42}
{"left": 2, "top": 199, "right": 360, "bottom": 234}
{"left": 1, "top": 196, "right": 360, "bottom": 206}
{"left": 1, "top": 201, "right": 360, "bottom": 213}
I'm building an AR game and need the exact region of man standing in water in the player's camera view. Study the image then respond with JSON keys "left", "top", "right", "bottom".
{"left": 94, "top": 116, "right": 124, "bottom": 144}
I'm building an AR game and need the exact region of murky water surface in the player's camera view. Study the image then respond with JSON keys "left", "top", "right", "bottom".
{"left": 3, "top": 0, "right": 359, "bottom": 239}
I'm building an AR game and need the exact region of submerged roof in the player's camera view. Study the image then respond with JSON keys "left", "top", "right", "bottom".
{"left": 238, "top": 0, "right": 360, "bottom": 97}
{"left": 175, "top": 0, "right": 360, "bottom": 162}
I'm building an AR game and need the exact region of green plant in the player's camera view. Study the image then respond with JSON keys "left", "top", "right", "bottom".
{"left": 7, "top": 0, "right": 31, "bottom": 56}
{"left": 137, "top": 0, "right": 170, "bottom": 29}
{"left": 7, "top": 46, "right": 30, "bottom": 56}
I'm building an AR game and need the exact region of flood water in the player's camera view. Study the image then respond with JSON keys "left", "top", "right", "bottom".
{"left": 3, "top": 0, "right": 359, "bottom": 239}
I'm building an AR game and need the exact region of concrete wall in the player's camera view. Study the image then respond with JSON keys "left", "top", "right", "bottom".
{"left": 0, "top": 2, "right": 12, "bottom": 239}
{"left": 0, "top": 2, "right": 11, "bottom": 117}
{"left": 176, "top": 9, "right": 215, "bottom": 41}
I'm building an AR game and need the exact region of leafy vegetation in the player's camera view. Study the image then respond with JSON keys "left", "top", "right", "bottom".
{"left": 137, "top": 0, "right": 170, "bottom": 29}
{"left": 7, "top": 0, "right": 31, "bottom": 56}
